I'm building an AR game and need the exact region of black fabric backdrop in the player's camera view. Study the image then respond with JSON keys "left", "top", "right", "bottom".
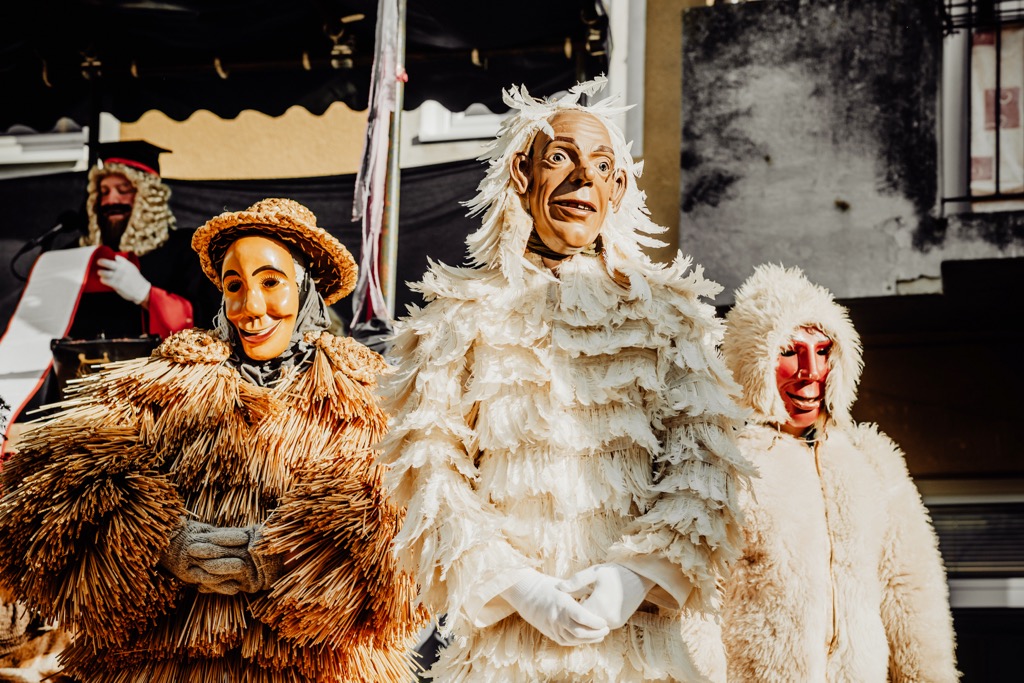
{"left": 0, "top": 0, "right": 608, "bottom": 130}
{"left": 0, "top": 159, "right": 486, "bottom": 333}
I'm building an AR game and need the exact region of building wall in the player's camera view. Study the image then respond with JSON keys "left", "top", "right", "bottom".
{"left": 121, "top": 103, "right": 368, "bottom": 180}
{"left": 120, "top": 100, "right": 502, "bottom": 181}
{"left": 642, "top": 0, "right": 708, "bottom": 262}
{"left": 679, "top": 0, "right": 1024, "bottom": 304}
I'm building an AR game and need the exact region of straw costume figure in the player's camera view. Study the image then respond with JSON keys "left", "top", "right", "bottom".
{"left": 719, "top": 265, "right": 958, "bottom": 682}
{"left": 0, "top": 198, "right": 426, "bottom": 682}
{"left": 381, "top": 79, "right": 753, "bottom": 682}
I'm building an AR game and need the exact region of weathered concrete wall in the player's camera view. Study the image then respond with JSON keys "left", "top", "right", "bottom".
{"left": 680, "top": 0, "right": 1024, "bottom": 303}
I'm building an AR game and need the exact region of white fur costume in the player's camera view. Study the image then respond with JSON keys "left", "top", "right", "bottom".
{"left": 720, "top": 265, "right": 959, "bottom": 682}
{"left": 381, "top": 80, "right": 752, "bottom": 682}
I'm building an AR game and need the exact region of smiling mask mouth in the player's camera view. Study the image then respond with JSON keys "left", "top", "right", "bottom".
{"left": 239, "top": 321, "right": 281, "bottom": 339}
{"left": 786, "top": 392, "right": 824, "bottom": 412}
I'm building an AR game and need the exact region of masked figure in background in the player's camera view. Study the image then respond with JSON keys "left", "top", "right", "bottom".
{"left": 74, "top": 140, "right": 206, "bottom": 340}
{"left": 719, "top": 264, "right": 958, "bottom": 682}
{"left": 381, "top": 79, "right": 752, "bottom": 682}
{"left": 0, "top": 198, "right": 426, "bottom": 682}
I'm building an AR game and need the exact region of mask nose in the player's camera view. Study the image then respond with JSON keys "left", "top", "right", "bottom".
{"left": 796, "top": 346, "right": 828, "bottom": 380}
{"left": 242, "top": 286, "right": 267, "bottom": 318}
{"left": 571, "top": 161, "right": 596, "bottom": 185}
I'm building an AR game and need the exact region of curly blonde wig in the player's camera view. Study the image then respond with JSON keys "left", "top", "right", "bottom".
{"left": 82, "top": 162, "right": 176, "bottom": 256}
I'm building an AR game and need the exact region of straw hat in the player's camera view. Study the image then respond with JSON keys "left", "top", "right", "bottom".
{"left": 192, "top": 198, "right": 357, "bottom": 305}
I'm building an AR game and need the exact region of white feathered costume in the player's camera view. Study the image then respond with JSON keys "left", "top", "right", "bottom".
{"left": 381, "top": 79, "right": 753, "bottom": 682}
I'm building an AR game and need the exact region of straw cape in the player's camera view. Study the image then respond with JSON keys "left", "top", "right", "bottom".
{"left": 380, "top": 79, "right": 753, "bottom": 682}
{"left": 192, "top": 197, "right": 358, "bottom": 305}
{"left": 0, "top": 324, "right": 426, "bottom": 680}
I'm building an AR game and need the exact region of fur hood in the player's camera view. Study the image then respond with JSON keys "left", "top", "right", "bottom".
{"left": 722, "top": 264, "right": 863, "bottom": 427}
{"left": 82, "top": 162, "right": 175, "bottom": 256}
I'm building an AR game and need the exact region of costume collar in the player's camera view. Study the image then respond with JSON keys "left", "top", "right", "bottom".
{"left": 525, "top": 228, "right": 602, "bottom": 262}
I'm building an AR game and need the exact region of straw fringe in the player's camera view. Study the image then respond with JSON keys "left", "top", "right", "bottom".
{"left": 0, "top": 329, "right": 423, "bottom": 682}
{"left": 0, "top": 423, "right": 182, "bottom": 646}
{"left": 251, "top": 448, "right": 428, "bottom": 654}
{"left": 62, "top": 617, "right": 420, "bottom": 683}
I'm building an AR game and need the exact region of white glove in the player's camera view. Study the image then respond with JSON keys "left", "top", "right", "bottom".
{"left": 97, "top": 255, "right": 151, "bottom": 305}
{"left": 501, "top": 568, "right": 609, "bottom": 646}
{"left": 560, "top": 563, "right": 654, "bottom": 630}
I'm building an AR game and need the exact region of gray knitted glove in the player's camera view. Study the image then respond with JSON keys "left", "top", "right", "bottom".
{"left": 159, "top": 519, "right": 285, "bottom": 595}
{"left": 159, "top": 519, "right": 253, "bottom": 595}
{"left": 240, "top": 524, "right": 285, "bottom": 594}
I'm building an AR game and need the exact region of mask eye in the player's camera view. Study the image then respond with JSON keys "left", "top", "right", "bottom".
{"left": 550, "top": 151, "right": 567, "bottom": 163}
{"left": 780, "top": 349, "right": 796, "bottom": 357}
{"left": 225, "top": 280, "right": 242, "bottom": 293}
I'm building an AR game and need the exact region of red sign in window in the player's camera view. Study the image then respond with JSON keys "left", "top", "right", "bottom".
{"left": 985, "top": 87, "right": 1021, "bottom": 130}
{"left": 972, "top": 156, "right": 994, "bottom": 181}
{"left": 974, "top": 31, "right": 997, "bottom": 46}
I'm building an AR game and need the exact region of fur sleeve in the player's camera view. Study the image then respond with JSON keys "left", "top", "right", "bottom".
{"left": 609, "top": 313, "right": 754, "bottom": 614}
{"left": 379, "top": 302, "right": 532, "bottom": 632}
{"left": 856, "top": 425, "right": 960, "bottom": 682}
{"left": 0, "top": 357, "right": 187, "bottom": 645}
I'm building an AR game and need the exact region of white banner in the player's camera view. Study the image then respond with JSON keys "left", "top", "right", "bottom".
{"left": 0, "top": 246, "right": 96, "bottom": 451}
